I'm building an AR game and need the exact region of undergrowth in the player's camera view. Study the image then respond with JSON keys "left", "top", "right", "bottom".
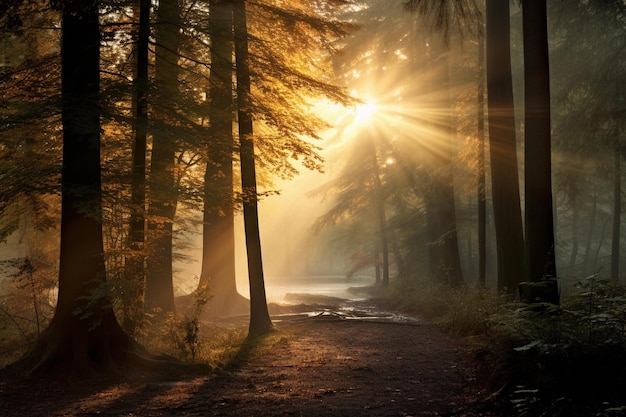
{"left": 381, "top": 277, "right": 626, "bottom": 417}
{"left": 0, "top": 277, "right": 291, "bottom": 374}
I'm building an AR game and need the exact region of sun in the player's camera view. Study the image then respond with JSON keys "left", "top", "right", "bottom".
{"left": 353, "top": 100, "right": 378, "bottom": 125}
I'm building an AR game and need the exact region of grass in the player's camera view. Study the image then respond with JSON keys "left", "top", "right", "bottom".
{"left": 133, "top": 313, "right": 297, "bottom": 372}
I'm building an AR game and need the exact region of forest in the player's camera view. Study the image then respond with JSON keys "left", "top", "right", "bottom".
{"left": 0, "top": 0, "right": 625, "bottom": 416}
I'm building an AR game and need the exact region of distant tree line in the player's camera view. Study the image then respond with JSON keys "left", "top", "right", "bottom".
{"left": 313, "top": 0, "right": 623, "bottom": 302}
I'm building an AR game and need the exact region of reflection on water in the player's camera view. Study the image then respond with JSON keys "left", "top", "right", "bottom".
{"left": 270, "top": 303, "right": 421, "bottom": 325}
{"left": 261, "top": 276, "right": 421, "bottom": 325}
{"left": 207, "top": 275, "right": 421, "bottom": 325}
{"left": 262, "top": 275, "right": 374, "bottom": 304}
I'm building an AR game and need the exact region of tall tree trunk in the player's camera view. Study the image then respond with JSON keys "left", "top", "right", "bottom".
{"left": 439, "top": 54, "right": 464, "bottom": 287}
{"left": 522, "top": 0, "right": 557, "bottom": 284}
{"left": 124, "top": 0, "right": 150, "bottom": 330}
{"left": 477, "top": 31, "right": 487, "bottom": 289}
{"left": 370, "top": 137, "right": 390, "bottom": 287}
{"left": 425, "top": 197, "right": 443, "bottom": 279}
{"left": 567, "top": 202, "right": 580, "bottom": 276}
{"left": 593, "top": 215, "right": 610, "bottom": 274}
{"left": 390, "top": 193, "right": 409, "bottom": 279}
{"left": 486, "top": 0, "right": 525, "bottom": 293}
{"left": 422, "top": 36, "right": 463, "bottom": 286}
{"left": 374, "top": 249, "right": 381, "bottom": 285}
{"left": 32, "top": 0, "right": 131, "bottom": 372}
{"left": 145, "top": 0, "right": 182, "bottom": 313}
{"left": 198, "top": 0, "right": 248, "bottom": 317}
{"left": 611, "top": 150, "right": 621, "bottom": 281}
{"left": 583, "top": 194, "right": 598, "bottom": 275}
{"left": 233, "top": 0, "right": 273, "bottom": 338}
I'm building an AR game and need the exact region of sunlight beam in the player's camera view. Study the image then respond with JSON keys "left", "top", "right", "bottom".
{"left": 353, "top": 100, "right": 378, "bottom": 125}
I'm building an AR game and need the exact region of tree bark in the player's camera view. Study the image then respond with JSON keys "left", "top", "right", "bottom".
{"left": 32, "top": 0, "right": 131, "bottom": 372}
{"left": 145, "top": 0, "right": 182, "bottom": 313}
{"left": 477, "top": 31, "right": 487, "bottom": 289}
{"left": 233, "top": 0, "right": 273, "bottom": 338}
{"left": 611, "top": 150, "right": 621, "bottom": 281}
{"left": 522, "top": 0, "right": 557, "bottom": 284}
{"left": 124, "top": 0, "right": 150, "bottom": 329}
{"left": 197, "top": 0, "right": 248, "bottom": 317}
{"left": 486, "top": 0, "right": 525, "bottom": 293}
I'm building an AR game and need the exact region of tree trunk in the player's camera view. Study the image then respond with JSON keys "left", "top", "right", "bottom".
{"left": 486, "top": 0, "right": 525, "bottom": 293}
{"left": 477, "top": 31, "right": 487, "bottom": 289}
{"left": 233, "top": 0, "right": 273, "bottom": 338}
{"left": 593, "top": 215, "right": 610, "bottom": 274}
{"left": 422, "top": 36, "right": 463, "bottom": 287}
{"left": 124, "top": 0, "right": 150, "bottom": 330}
{"left": 390, "top": 194, "right": 409, "bottom": 279}
{"left": 439, "top": 57, "right": 464, "bottom": 287}
{"left": 522, "top": 0, "right": 557, "bottom": 285}
{"left": 32, "top": 0, "right": 131, "bottom": 372}
{"left": 370, "top": 137, "right": 390, "bottom": 287}
{"left": 611, "top": 149, "right": 621, "bottom": 281}
{"left": 145, "top": 0, "right": 182, "bottom": 313}
{"left": 197, "top": 0, "right": 248, "bottom": 317}
{"left": 583, "top": 194, "right": 598, "bottom": 276}
{"left": 567, "top": 202, "right": 579, "bottom": 276}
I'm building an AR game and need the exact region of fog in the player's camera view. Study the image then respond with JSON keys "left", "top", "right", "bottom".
{"left": 174, "top": 115, "right": 376, "bottom": 304}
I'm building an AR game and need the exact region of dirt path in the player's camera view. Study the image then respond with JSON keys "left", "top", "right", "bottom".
{"left": 1, "top": 313, "right": 495, "bottom": 416}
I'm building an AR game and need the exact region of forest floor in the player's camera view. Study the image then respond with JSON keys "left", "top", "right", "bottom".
{"left": 0, "top": 299, "right": 499, "bottom": 417}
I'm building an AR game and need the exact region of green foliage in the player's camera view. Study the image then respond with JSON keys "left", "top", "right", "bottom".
{"left": 384, "top": 279, "right": 507, "bottom": 336}
{"left": 486, "top": 278, "right": 626, "bottom": 416}
{"left": 136, "top": 309, "right": 250, "bottom": 369}
{"left": 181, "top": 283, "right": 211, "bottom": 361}
{"left": 139, "top": 284, "right": 212, "bottom": 362}
{"left": 563, "top": 276, "right": 626, "bottom": 344}
{"left": 383, "top": 278, "right": 626, "bottom": 416}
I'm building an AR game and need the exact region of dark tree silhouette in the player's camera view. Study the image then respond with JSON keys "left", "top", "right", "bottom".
{"left": 612, "top": 151, "right": 621, "bottom": 281}
{"left": 30, "top": 0, "right": 131, "bottom": 372}
{"left": 145, "top": 0, "right": 182, "bottom": 313}
{"left": 123, "top": 0, "right": 151, "bottom": 329}
{"left": 233, "top": 0, "right": 273, "bottom": 337}
{"left": 522, "top": 0, "right": 557, "bottom": 284}
{"left": 477, "top": 32, "right": 487, "bottom": 288}
{"left": 486, "top": 0, "right": 524, "bottom": 293}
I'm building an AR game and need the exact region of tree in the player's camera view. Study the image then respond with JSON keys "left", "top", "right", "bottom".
{"left": 369, "top": 133, "right": 391, "bottom": 287}
{"left": 611, "top": 150, "right": 621, "bottom": 281}
{"left": 197, "top": 0, "right": 248, "bottom": 317}
{"left": 30, "top": 0, "right": 132, "bottom": 372}
{"left": 145, "top": 0, "right": 183, "bottom": 313}
{"left": 549, "top": 0, "right": 625, "bottom": 284}
{"left": 476, "top": 31, "right": 486, "bottom": 288}
{"left": 403, "top": 0, "right": 484, "bottom": 286}
{"left": 485, "top": 0, "right": 524, "bottom": 293}
{"left": 123, "top": 0, "right": 151, "bottom": 329}
{"left": 233, "top": 0, "right": 273, "bottom": 337}
{"left": 427, "top": 37, "right": 464, "bottom": 287}
{"left": 312, "top": 125, "right": 395, "bottom": 285}
{"left": 522, "top": 0, "right": 557, "bottom": 284}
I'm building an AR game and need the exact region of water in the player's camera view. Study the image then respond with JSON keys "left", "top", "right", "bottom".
{"left": 260, "top": 275, "right": 375, "bottom": 304}
{"left": 213, "top": 274, "right": 421, "bottom": 325}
